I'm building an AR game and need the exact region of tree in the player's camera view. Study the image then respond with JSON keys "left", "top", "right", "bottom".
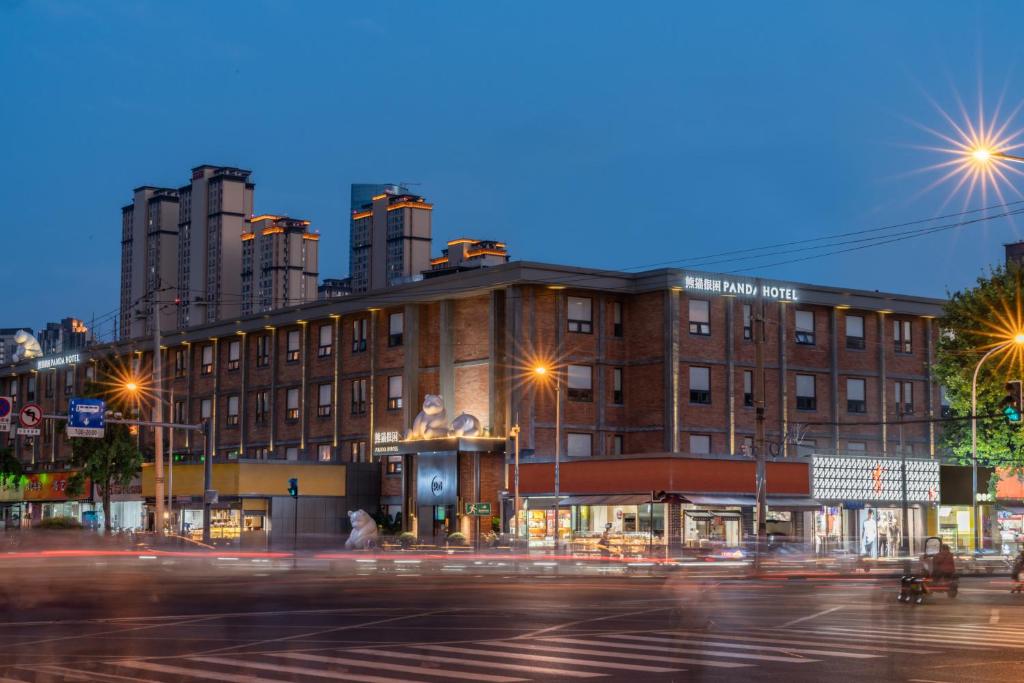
{"left": 933, "top": 263, "right": 1024, "bottom": 473}
{"left": 66, "top": 424, "right": 142, "bottom": 533}
{"left": 64, "top": 360, "right": 144, "bottom": 533}
{"left": 0, "top": 445, "right": 23, "bottom": 488}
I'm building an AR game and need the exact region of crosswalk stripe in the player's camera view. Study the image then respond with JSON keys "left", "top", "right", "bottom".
{"left": 345, "top": 647, "right": 604, "bottom": 678}
{"left": 188, "top": 656, "right": 425, "bottom": 683}
{"left": 33, "top": 666, "right": 157, "bottom": 683}
{"left": 606, "top": 632, "right": 879, "bottom": 659}
{"left": 541, "top": 637, "right": 812, "bottom": 664}
{"left": 659, "top": 630, "right": 936, "bottom": 655}
{"left": 901, "top": 623, "right": 1024, "bottom": 641}
{"left": 114, "top": 660, "right": 289, "bottom": 683}
{"left": 811, "top": 623, "right": 1018, "bottom": 645}
{"left": 486, "top": 641, "right": 745, "bottom": 670}
{"left": 807, "top": 626, "right": 1011, "bottom": 649}
{"left": 269, "top": 652, "right": 527, "bottom": 683}
{"left": 415, "top": 643, "right": 684, "bottom": 673}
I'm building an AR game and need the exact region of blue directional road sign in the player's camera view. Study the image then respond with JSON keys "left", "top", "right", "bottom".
{"left": 67, "top": 398, "right": 105, "bottom": 438}
{"left": 0, "top": 396, "right": 10, "bottom": 433}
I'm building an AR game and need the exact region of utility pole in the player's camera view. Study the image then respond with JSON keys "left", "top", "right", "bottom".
{"left": 202, "top": 419, "right": 212, "bottom": 545}
{"left": 152, "top": 287, "right": 165, "bottom": 536}
{"left": 753, "top": 279, "right": 767, "bottom": 570}
{"left": 899, "top": 406, "right": 909, "bottom": 556}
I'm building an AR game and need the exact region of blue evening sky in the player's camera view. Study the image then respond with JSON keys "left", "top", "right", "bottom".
{"left": 2, "top": 1, "right": 1023, "bottom": 336}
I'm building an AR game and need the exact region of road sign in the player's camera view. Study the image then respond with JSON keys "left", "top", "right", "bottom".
{"left": 67, "top": 397, "right": 105, "bottom": 438}
{"left": 0, "top": 396, "right": 10, "bottom": 433}
{"left": 17, "top": 403, "right": 42, "bottom": 436}
{"left": 465, "top": 502, "right": 492, "bottom": 516}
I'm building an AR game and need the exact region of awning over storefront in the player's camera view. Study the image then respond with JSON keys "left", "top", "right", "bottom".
{"left": 685, "top": 510, "right": 742, "bottom": 520}
{"left": 682, "top": 494, "right": 755, "bottom": 506}
{"left": 523, "top": 494, "right": 653, "bottom": 508}
{"left": 766, "top": 497, "right": 821, "bottom": 509}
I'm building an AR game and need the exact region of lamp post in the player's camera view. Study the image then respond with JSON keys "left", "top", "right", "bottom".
{"left": 971, "top": 334, "right": 1024, "bottom": 553}
{"left": 534, "top": 365, "right": 562, "bottom": 552}
{"left": 510, "top": 423, "right": 521, "bottom": 542}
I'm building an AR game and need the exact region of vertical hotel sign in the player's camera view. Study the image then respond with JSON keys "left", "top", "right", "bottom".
{"left": 683, "top": 274, "right": 799, "bottom": 302}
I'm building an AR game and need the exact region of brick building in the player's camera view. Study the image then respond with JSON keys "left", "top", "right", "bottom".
{"left": 0, "top": 261, "right": 946, "bottom": 550}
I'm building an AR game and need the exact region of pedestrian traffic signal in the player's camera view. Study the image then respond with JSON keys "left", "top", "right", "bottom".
{"left": 1002, "top": 381, "right": 1023, "bottom": 423}
{"left": 288, "top": 477, "right": 298, "bottom": 498}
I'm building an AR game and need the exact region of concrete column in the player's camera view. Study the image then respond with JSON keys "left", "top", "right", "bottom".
{"left": 489, "top": 290, "right": 507, "bottom": 437}
{"left": 403, "top": 304, "right": 420, "bottom": 433}
{"left": 555, "top": 290, "right": 566, "bottom": 457}
{"left": 878, "top": 312, "right": 888, "bottom": 454}
{"left": 778, "top": 304, "right": 788, "bottom": 456}
{"left": 830, "top": 309, "right": 840, "bottom": 452}
{"left": 439, "top": 300, "right": 455, "bottom": 415}
{"left": 726, "top": 297, "right": 735, "bottom": 453}
{"left": 664, "top": 289, "right": 681, "bottom": 452}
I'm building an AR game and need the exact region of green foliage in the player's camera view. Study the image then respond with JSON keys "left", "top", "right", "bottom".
{"left": 447, "top": 531, "right": 468, "bottom": 546}
{"left": 0, "top": 446, "right": 23, "bottom": 488}
{"left": 66, "top": 424, "right": 142, "bottom": 499}
{"left": 37, "top": 516, "right": 82, "bottom": 529}
{"left": 934, "top": 263, "right": 1024, "bottom": 471}
{"left": 397, "top": 531, "right": 417, "bottom": 549}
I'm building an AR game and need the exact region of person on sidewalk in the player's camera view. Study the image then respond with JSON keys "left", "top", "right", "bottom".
{"left": 597, "top": 523, "right": 614, "bottom": 561}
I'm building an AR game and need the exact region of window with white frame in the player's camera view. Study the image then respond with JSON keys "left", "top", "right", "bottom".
{"left": 796, "top": 374, "right": 816, "bottom": 411}
{"left": 227, "top": 340, "right": 241, "bottom": 370}
{"left": 567, "top": 432, "right": 593, "bottom": 457}
{"left": 286, "top": 388, "right": 300, "bottom": 420}
{"left": 226, "top": 395, "right": 239, "bottom": 426}
{"left": 389, "top": 312, "right": 404, "bottom": 347}
{"left": 352, "top": 319, "right": 368, "bottom": 352}
{"left": 846, "top": 314, "right": 865, "bottom": 350}
{"left": 201, "top": 345, "right": 214, "bottom": 375}
{"left": 689, "top": 434, "right": 711, "bottom": 454}
{"left": 388, "top": 375, "right": 403, "bottom": 410}
{"left": 895, "top": 381, "right": 913, "bottom": 415}
{"left": 689, "top": 299, "right": 710, "bottom": 335}
{"left": 567, "top": 365, "right": 593, "bottom": 402}
{"left": 894, "top": 319, "right": 912, "bottom": 353}
{"left": 689, "top": 366, "right": 711, "bottom": 404}
{"left": 847, "top": 378, "right": 866, "bottom": 413}
{"left": 795, "top": 310, "right": 815, "bottom": 345}
{"left": 286, "top": 330, "right": 301, "bottom": 362}
{"left": 612, "top": 367, "right": 623, "bottom": 404}
{"left": 318, "top": 383, "right": 332, "bottom": 417}
{"left": 567, "top": 296, "right": 593, "bottom": 334}
{"left": 318, "top": 324, "right": 333, "bottom": 357}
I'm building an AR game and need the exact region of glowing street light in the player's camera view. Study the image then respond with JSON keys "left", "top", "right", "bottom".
{"left": 532, "top": 363, "right": 562, "bottom": 552}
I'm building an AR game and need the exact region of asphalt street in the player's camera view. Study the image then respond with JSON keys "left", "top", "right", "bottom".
{"left": 1, "top": 557, "right": 1023, "bottom": 682}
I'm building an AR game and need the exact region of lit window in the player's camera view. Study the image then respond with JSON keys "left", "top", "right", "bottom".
{"left": 795, "top": 310, "right": 815, "bottom": 345}
{"left": 351, "top": 379, "right": 367, "bottom": 414}
{"left": 796, "top": 374, "right": 816, "bottom": 411}
{"left": 318, "top": 444, "right": 332, "bottom": 462}
{"left": 201, "top": 345, "right": 214, "bottom": 375}
{"left": 318, "top": 325, "right": 333, "bottom": 357}
{"left": 567, "top": 296, "right": 593, "bottom": 334}
{"left": 286, "top": 388, "right": 300, "bottom": 420}
{"left": 386, "top": 455, "right": 403, "bottom": 474}
{"left": 389, "top": 312, "right": 404, "bottom": 347}
{"left": 689, "top": 367, "right": 710, "bottom": 404}
{"left": 255, "top": 334, "right": 270, "bottom": 367}
{"left": 567, "top": 365, "right": 593, "bottom": 402}
{"left": 286, "top": 330, "right": 301, "bottom": 362}
{"left": 388, "top": 375, "right": 403, "bottom": 410}
{"left": 227, "top": 340, "right": 240, "bottom": 371}
{"left": 846, "top": 314, "right": 865, "bottom": 350}
{"left": 688, "top": 299, "right": 710, "bottom": 335}
{"left": 847, "top": 378, "right": 866, "bottom": 413}
{"left": 318, "top": 383, "right": 332, "bottom": 417}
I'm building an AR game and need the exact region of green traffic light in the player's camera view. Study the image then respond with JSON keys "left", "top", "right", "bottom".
{"left": 1004, "top": 405, "right": 1022, "bottom": 422}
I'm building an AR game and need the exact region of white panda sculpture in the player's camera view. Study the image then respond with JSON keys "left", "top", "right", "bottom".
{"left": 12, "top": 330, "right": 42, "bottom": 363}
{"left": 449, "top": 412, "right": 481, "bottom": 437}
{"left": 405, "top": 394, "right": 449, "bottom": 439}
{"left": 345, "top": 509, "right": 379, "bottom": 550}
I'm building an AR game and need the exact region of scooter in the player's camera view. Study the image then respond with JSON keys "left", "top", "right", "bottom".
{"left": 898, "top": 536, "right": 959, "bottom": 604}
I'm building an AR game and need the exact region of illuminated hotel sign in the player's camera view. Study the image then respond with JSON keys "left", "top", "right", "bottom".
{"left": 683, "top": 274, "right": 798, "bottom": 302}
{"left": 35, "top": 352, "right": 84, "bottom": 371}
{"left": 373, "top": 431, "right": 402, "bottom": 455}
{"left": 812, "top": 456, "right": 940, "bottom": 503}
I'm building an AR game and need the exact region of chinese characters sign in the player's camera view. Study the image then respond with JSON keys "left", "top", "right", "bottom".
{"left": 812, "top": 456, "right": 939, "bottom": 503}
{"left": 683, "top": 274, "right": 798, "bottom": 302}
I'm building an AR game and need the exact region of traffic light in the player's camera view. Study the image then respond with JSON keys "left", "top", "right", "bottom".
{"left": 1002, "top": 381, "right": 1023, "bottom": 423}
{"left": 288, "top": 477, "right": 298, "bottom": 499}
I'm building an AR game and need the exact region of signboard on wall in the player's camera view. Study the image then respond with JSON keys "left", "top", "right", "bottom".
{"left": 812, "top": 456, "right": 940, "bottom": 503}
{"left": 683, "top": 273, "right": 799, "bottom": 302}
{"left": 416, "top": 451, "right": 458, "bottom": 506}
{"left": 22, "top": 471, "right": 91, "bottom": 502}
{"left": 373, "top": 431, "right": 402, "bottom": 456}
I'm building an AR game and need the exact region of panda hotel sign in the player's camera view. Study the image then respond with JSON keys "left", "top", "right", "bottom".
{"left": 683, "top": 274, "right": 798, "bottom": 302}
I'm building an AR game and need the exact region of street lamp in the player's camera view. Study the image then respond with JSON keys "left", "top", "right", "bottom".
{"left": 533, "top": 364, "right": 562, "bottom": 552}
{"left": 971, "top": 332, "right": 1024, "bottom": 553}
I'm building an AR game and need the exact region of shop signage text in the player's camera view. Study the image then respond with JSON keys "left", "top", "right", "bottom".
{"left": 22, "top": 471, "right": 90, "bottom": 502}
{"left": 812, "top": 456, "right": 940, "bottom": 503}
{"left": 373, "top": 431, "right": 402, "bottom": 455}
{"left": 35, "top": 352, "right": 83, "bottom": 371}
{"left": 683, "top": 274, "right": 798, "bottom": 302}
